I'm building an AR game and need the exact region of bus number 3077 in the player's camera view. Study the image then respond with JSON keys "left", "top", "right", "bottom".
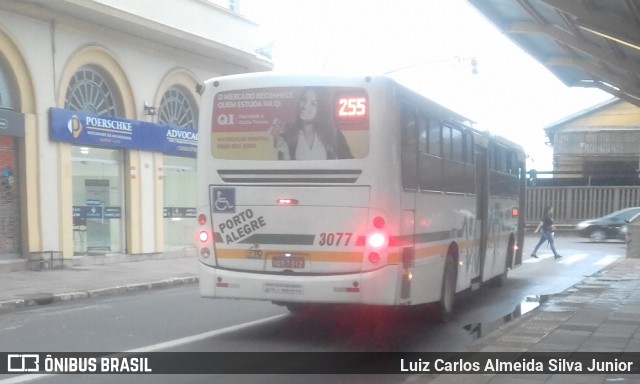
{"left": 318, "top": 232, "right": 353, "bottom": 246}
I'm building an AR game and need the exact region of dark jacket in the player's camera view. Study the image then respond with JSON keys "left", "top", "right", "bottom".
{"left": 541, "top": 214, "right": 554, "bottom": 231}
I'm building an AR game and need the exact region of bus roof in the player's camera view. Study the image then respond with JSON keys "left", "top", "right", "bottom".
{"left": 205, "top": 72, "right": 474, "bottom": 119}
{"left": 203, "top": 72, "right": 522, "bottom": 153}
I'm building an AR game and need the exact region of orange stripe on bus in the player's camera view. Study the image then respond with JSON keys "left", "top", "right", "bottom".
{"left": 215, "top": 249, "right": 363, "bottom": 263}
{"left": 215, "top": 234, "right": 508, "bottom": 264}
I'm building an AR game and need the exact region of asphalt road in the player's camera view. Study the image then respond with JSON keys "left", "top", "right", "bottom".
{"left": 0, "top": 235, "right": 626, "bottom": 384}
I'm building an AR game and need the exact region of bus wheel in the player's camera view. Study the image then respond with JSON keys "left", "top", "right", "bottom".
{"left": 437, "top": 255, "right": 456, "bottom": 322}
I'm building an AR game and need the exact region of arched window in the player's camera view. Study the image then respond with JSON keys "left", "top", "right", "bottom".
{"left": 0, "top": 56, "right": 17, "bottom": 110}
{"left": 158, "top": 86, "right": 197, "bottom": 129}
{"left": 64, "top": 65, "right": 122, "bottom": 116}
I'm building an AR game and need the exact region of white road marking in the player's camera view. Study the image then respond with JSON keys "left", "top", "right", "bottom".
{"left": 128, "top": 314, "right": 287, "bottom": 353}
{"left": 523, "top": 254, "right": 552, "bottom": 263}
{"left": 0, "top": 314, "right": 287, "bottom": 384}
{"left": 556, "top": 253, "right": 588, "bottom": 265}
{"left": 524, "top": 253, "right": 617, "bottom": 266}
{"left": 594, "top": 255, "right": 620, "bottom": 266}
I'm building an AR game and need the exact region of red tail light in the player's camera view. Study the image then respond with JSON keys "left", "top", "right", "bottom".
{"left": 368, "top": 252, "right": 380, "bottom": 264}
{"left": 373, "top": 216, "right": 385, "bottom": 229}
{"left": 368, "top": 216, "right": 387, "bottom": 248}
{"left": 199, "top": 231, "right": 209, "bottom": 243}
{"left": 367, "top": 232, "right": 386, "bottom": 248}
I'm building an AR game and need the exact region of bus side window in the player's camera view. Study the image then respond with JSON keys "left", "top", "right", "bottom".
{"left": 490, "top": 144, "right": 497, "bottom": 171}
{"left": 508, "top": 151, "right": 518, "bottom": 175}
{"left": 428, "top": 120, "right": 440, "bottom": 156}
{"left": 419, "top": 118, "right": 443, "bottom": 192}
{"left": 442, "top": 125, "right": 452, "bottom": 160}
{"left": 465, "top": 132, "right": 474, "bottom": 164}
{"left": 401, "top": 104, "right": 418, "bottom": 190}
{"left": 506, "top": 150, "right": 519, "bottom": 196}
{"left": 491, "top": 145, "right": 511, "bottom": 197}
{"left": 451, "top": 127, "right": 463, "bottom": 163}
{"left": 401, "top": 107, "right": 418, "bottom": 153}
{"left": 464, "top": 131, "right": 475, "bottom": 194}
{"left": 443, "top": 125, "right": 465, "bottom": 193}
{"left": 418, "top": 115, "right": 428, "bottom": 154}
{"left": 498, "top": 147, "right": 507, "bottom": 173}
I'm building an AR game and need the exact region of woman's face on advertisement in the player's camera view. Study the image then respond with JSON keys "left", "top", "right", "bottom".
{"left": 298, "top": 89, "right": 318, "bottom": 122}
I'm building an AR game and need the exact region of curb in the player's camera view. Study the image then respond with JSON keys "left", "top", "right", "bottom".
{"left": 0, "top": 275, "right": 198, "bottom": 313}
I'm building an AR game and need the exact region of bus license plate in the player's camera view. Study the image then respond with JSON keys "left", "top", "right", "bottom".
{"left": 272, "top": 256, "right": 305, "bottom": 269}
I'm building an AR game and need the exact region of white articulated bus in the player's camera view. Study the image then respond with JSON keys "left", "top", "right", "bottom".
{"left": 196, "top": 73, "right": 526, "bottom": 321}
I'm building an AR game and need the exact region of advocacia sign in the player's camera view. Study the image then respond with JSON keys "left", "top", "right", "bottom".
{"left": 49, "top": 108, "right": 197, "bottom": 157}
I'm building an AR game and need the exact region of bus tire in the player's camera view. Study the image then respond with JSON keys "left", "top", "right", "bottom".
{"left": 437, "top": 255, "right": 456, "bottom": 322}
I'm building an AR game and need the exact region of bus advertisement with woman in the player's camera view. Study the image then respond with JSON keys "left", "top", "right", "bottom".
{"left": 197, "top": 73, "right": 526, "bottom": 321}
{"left": 212, "top": 86, "right": 367, "bottom": 160}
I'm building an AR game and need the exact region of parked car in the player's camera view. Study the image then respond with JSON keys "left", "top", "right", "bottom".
{"left": 576, "top": 207, "right": 640, "bottom": 241}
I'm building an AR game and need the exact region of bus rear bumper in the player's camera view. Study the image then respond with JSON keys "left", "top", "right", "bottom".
{"left": 199, "top": 262, "right": 400, "bottom": 306}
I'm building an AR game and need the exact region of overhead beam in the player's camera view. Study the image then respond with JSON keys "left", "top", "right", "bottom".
{"left": 540, "top": 0, "right": 640, "bottom": 50}
{"left": 507, "top": 22, "right": 640, "bottom": 75}
{"left": 590, "top": 82, "right": 640, "bottom": 108}
{"left": 516, "top": 0, "right": 546, "bottom": 24}
{"left": 548, "top": 56, "right": 640, "bottom": 101}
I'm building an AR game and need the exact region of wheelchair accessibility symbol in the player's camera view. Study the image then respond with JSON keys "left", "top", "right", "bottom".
{"left": 213, "top": 187, "right": 236, "bottom": 213}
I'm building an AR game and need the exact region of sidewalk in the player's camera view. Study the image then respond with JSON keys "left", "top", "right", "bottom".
{"left": 418, "top": 256, "right": 640, "bottom": 384}
{"left": 0, "top": 256, "right": 199, "bottom": 312}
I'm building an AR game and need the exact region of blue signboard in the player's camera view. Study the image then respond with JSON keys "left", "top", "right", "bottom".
{"left": 49, "top": 108, "right": 197, "bottom": 158}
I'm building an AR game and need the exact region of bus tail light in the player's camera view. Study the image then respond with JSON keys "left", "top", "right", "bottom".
{"left": 368, "top": 252, "right": 380, "bottom": 264}
{"left": 367, "top": 233, "right": 386, "bottom": 248}
{"left": 367, "top": 216, "right": 387, "bottom": 248}
{"left": 198, "top": 214, "right": 207, "bottom": 225}
{"left": 373, "top": 216, "right": 385, "bottom": 229}
{"left": 512, "top": 208, "right": 519, "bottom": 218}
{"left": 198, "top": 230, "right": 212, "bottom": 258}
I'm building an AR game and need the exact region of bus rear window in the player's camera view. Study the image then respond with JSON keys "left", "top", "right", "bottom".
{"left": 212, "top": 87, "right": 369, "bottom": 160}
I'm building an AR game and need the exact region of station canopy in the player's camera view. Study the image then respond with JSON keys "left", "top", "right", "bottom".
{"left": 467, "top": 0, "right": 640, "bottom": 107}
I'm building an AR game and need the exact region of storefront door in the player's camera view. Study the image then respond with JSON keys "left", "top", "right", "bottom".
{"left": 72, "top": 146, "right": 124, "bottom": 255}
{"left": 0, "top": 136, "right": 20, "bottom": 258}
{"left": 163, "top": 155, "right": 196, "bottom": 250}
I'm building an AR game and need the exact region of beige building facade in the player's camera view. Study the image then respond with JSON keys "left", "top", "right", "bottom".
{"left": 544, "top": 99, "right": 640, "bottom": 185}
{"left": 0, "top": 0, "right": 272, "bottom": 269}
